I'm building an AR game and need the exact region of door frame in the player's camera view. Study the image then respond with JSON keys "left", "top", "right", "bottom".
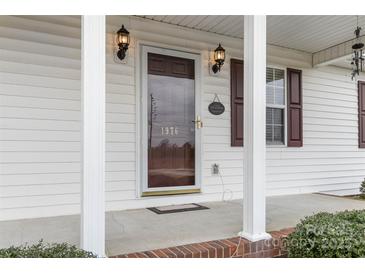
{"left": 139, "top": 44, "right": 202, "bottom": 196}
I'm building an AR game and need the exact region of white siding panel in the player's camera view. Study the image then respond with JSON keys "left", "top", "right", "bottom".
{"left": 0, "top": 72, "right": 80, "bottom": 90}
{"left": 0, "top": 129, "right": 80, "bottom": 141}
{"left": 0, "top": 16, "right": 81, "bottom": 38}
{"left": 0, "top": 183, "right": 80, "bottom": 197}
{"left": 0, "top": 83, "right": 80, "bottom": 100}
{"left": 1, "top": 193, "right": 80, "bottom": 209}
{"left": 0, "top": 119, "right": 80, "bottom": 131}
{"left": 0, "top": 16, "right": 82, "bottom": 220}
{"left": 0, "top": 49, "right": 80, "bottom": 69}
{"left": 0, "top": 162, "right": 80, "bottom": 174}
{"left": 0, "top": 172, "right": 80, "bottom": 186}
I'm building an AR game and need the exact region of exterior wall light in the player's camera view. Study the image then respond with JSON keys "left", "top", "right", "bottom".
{"left": 116, "top": 25, "right": 130, "bottom": 61}
{"left": 212, "top": 43, "right": 226, "bottom": 73}
{"left": 351, "top": 16, "right": 364, "bottom": 80}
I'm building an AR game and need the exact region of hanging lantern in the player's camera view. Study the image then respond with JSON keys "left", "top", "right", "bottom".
{"left": 212, "top": 43, "right": 226, "bottom": 73}
{"left": 116, "top": 25, "right": 130, "bottom": 61}
{"left": 351, "top": 19, "right": 364, "bottom": 80}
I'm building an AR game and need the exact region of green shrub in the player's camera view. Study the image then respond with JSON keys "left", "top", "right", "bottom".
{"left": 0, "top": 240, "right": 96, "bottom": 258}
{"left": 286, "top": 210, "right": 365, "bottom": 258}
{"left": 360, "top": 179, "right": 365, "bottom": 198}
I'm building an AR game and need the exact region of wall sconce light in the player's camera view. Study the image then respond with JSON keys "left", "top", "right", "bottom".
{"left": 116, "top": 25, "right": 130, "bottom": 61}
{"left": 212, "top": 43, "right": 226, "bottom": 73}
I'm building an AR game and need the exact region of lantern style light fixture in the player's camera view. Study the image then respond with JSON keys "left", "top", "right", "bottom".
{"left": 212, "top": 43, "right": 226, "bottom": 73}
{"left": 351, "top": 17, "right": 364, "bottom": 80}
{"left": 116, "top": 25, "right": 130, "bottom": 61}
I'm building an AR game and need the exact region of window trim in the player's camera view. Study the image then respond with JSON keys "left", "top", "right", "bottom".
{"left": 266, "top": 64, "right": 288, "bottom": 147}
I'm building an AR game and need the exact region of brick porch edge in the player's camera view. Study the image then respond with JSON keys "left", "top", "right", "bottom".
{"left": 111, "top": 227, "right": 295, "bottom": 258}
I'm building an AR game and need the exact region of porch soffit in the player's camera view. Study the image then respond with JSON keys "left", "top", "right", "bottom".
{"left": 137, "top": 15, "right": 365, "bottom": 55}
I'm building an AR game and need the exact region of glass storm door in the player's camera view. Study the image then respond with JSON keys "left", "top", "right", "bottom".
{"left": 147, "top": 53, "right": 196, "bottom": 188}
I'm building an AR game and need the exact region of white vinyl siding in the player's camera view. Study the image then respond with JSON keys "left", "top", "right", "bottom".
{"left": 0, "top": 15, "right": 364, "bottom": 221}
{"left": 0, "top": 16, "right": 82, "bottom": 220}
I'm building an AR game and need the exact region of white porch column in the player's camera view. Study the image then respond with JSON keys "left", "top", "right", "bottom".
{"left": 81, "top": 15, "right": 106, "bottom": 256}
{"left": 239, "top": 15, "right": 271, "bottom": 242}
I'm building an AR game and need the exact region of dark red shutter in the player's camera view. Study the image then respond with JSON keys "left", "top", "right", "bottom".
{"left": 358, "top": 81, "right": 365, "bottom": 148}
{"left": 287, "top": 68, "right": 303, "bottom": 147}
{"left": 230, "top": 59, "right": 243, "bottom": 147}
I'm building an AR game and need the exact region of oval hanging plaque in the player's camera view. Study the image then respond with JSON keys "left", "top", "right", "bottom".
{"left": 208, "top": 97, "right": 225, "bottom": 115}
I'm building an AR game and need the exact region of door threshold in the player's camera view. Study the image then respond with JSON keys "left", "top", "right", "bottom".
{"left": 142, "top": 189, "right": 201, "bottom": 197}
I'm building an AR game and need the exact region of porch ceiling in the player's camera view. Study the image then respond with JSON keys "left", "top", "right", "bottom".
{"left": 138, "top": 15, "right": 365, "bottom": 54}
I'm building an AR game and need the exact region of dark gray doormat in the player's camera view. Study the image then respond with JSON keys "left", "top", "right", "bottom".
{"left": 147, "top": 203, "right": 209, "bottom": 214}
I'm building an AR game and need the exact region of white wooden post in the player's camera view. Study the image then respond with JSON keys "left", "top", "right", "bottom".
{"left": 239, "top": 15, "right": 271, "bottom": 242}
{"left": 81, "top": 15, "right": 106, "bottom": 256}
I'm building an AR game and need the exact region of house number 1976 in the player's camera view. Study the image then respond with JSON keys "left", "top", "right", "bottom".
{"left": 161, "top": 126, "right": 178, "bottom": 136}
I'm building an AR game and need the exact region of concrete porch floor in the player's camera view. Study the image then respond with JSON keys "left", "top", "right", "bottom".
{"left": 0, "top": 193, "right": 364, "bottom": 256}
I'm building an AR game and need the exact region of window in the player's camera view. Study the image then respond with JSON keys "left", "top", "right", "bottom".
{"left": 266, "top": 67, "right": 285, "bottom": 145}
{"left": 230, "top": 64, "right": 302, "bottom": 148}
